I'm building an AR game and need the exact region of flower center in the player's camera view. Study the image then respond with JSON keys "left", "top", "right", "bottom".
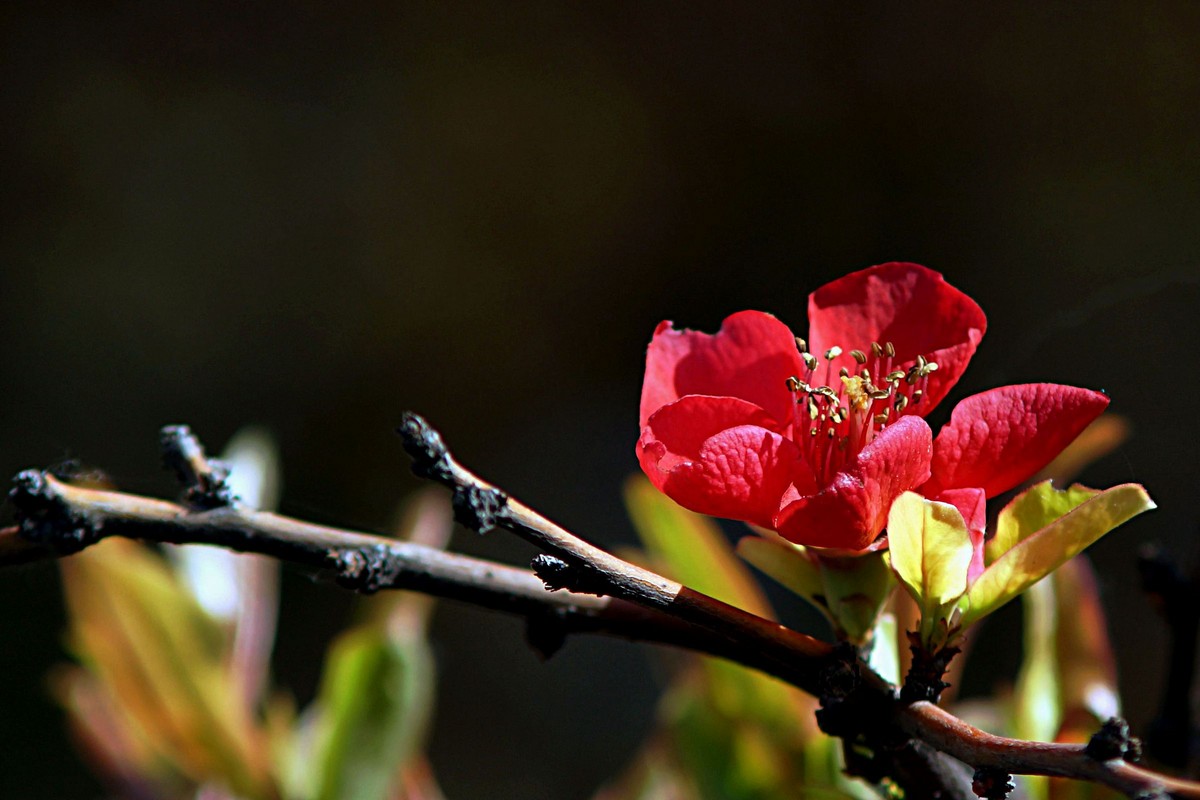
{"left": 785, "top": 338, "right": 938, "bottom": 484}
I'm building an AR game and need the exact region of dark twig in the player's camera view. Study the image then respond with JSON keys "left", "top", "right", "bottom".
{"left": 8, "top": 419, "right": 1200, "bottom": 799}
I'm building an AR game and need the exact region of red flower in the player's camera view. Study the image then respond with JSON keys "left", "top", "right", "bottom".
{"left": 637, "top": 263, "right": 1108, "bottom": 552}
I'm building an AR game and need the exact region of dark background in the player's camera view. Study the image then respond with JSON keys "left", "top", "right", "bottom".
{"left": 2, "top": 3, "right": 1199, "bottom": 798}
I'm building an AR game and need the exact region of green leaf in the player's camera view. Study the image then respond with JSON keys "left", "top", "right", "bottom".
{"left": 625, "top": 477, "right": 772, "bottom": 618}
{"left": 884, "top": 493, "right": 972, "bottom": 645}
{"left": 310, "top": 625, "right": 435, "bottom": 800}
{"left": 987, "top": 481, "right": 1098, "bottom": 565}
{"left": 735, "top": 536, "right": 825, "bottom": 614}
{"left": 962, "top": 484, "right": 1154, "bottom": 627}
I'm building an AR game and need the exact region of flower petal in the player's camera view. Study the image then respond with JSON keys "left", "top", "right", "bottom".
{"left": 774, "top": 415, "right": 933, "bottom": 551}
{"left": 640, "top": 310, "right": 805, "bottom": 429}
{"left": 932, "top": 487, "right": 987, "bottom": 584}
{"left": 923, "top": 384, "right": 1111, "bottom": 499}
{"left": 637, "top": 397, "right": 802, "bottom": 529}
{"left": 807, "top": 263, "right": 986, "bottom": 414}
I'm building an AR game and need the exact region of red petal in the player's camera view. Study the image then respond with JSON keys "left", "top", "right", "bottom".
{"left": 774, "top": 416, "right": 933, "bottom": 551}
{"left": 640, "top": 310, "right": 805, "bottom": 429}
{"left": 933, "top": 487, "right": 987, "bottom": 584}
{"left": 806, "top": 263, "right": 986, "bottom": 414}
{"left": 637, "top": 396, "right": 802, "bottom": 528}
{"left": 923, "top": 384, "right": 1111, "bottom": 498}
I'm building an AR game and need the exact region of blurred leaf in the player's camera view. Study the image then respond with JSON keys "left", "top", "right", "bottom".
{"left": 885, "top": 493, "right": 972, "bottom": 647}
{"left": 962, "top": 484, "right": 1154, "bottom": 627}
{"left": 987, "top": 482, "right": 1098, "bottom": 566}
{"left": 296, "top": 490, "right": 450, "bottom": 800}
{"left": 1033, "top": 415, "right": 1130, "bottom": 486}
{"left": 625, "top": 478, "right": 772, "bottom": 617}
{"left": 308, "top": 626, "right": 434, "bottom": 800}
{"left": 620, "top": 478, "right": 871, "bottom": 800}
{"left": 60, "top": 539, "right": 274, "bottom": 799}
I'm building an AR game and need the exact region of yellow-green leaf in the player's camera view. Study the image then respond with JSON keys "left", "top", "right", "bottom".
{"left": 987, "top": 481, "right": 1098, "bottom": 565}
{"left": 962, "top": 484, "right": 1154, "bottom": 626}
{"left": 885, "top": 492, "right": 972, "bottom": 610}
{"left": 735, "top": 536, "right": 824, "bottom": 613}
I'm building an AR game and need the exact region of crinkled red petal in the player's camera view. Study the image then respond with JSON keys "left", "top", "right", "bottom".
{"left": 923, "top": 384, "right": 1110, "bottom": 499}
{"left": 806, "top": 262, "right": 986, "bottom": 414}
{"left": 637, "top": 397, "right": 802, "bottom": 529}
{"left": 773, "top": 415, "right": 933, "bottom": 551}
{"left": 640, "top": 310, "right": 805, "bottom": 429}
{"left": 933, "top": 487, "right": 987, "bottom": 584}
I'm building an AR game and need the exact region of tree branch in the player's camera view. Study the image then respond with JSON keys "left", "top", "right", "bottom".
{"left": 8, "top": 418, "right": 1200, "bottom": 799}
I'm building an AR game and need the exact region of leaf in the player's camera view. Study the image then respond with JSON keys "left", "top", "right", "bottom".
{"left": 60, "top": 539, "right": 273, "bottom": 798}
{"left": 885, "top": 492, "right": 972, "bottom": 645}
{"left": 735, "top": 535, "right": 825, "bottom": 615}
{"left": 310, "top": 625, "right": 435, "bottom": 800}
{"left": 962, "top": 484, "right": 1154, "bottom": 627}
{"left": 625, "top": 477, "right": 772, "bottom": 618}
{"left": 987, "top": 481, "right": 1098, "bottom": 566}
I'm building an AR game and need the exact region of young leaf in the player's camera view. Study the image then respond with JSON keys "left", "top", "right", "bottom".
{"left": 885, "top": 492, "right": 972, "bottom": 643}
{"left": 962, "top": 484, "right": 1154, "bottom": 627}
{"left": 987, "top": 481, "right": 1098, "bottom": 565}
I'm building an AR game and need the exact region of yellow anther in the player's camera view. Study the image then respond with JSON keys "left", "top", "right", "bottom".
{"left": 874, "top": 412, "right": 890, "bottom": 425}
{"left": 886, "top": 370, "right": 906, "bottom": 383}
{"left": 850, "top": 349, "right": 867, "bottom": 364}
{"left": 915, "top": 354, "right": 928, "bottom": 369}
{"left": 870, "top": 341, "right": 884, "bottom": 358}
{"left": 839, "top": 367, "right": 850, "bottom": 378}
{"left": 803, "top": 353, "right": 819, "bottom": 372}
{"left": 894, "top": 394, "right": 909, "bottom": 413}
{"left": 807, "top": 396, "right": 820, "bottom": 420}
{"left": 786, "top": 376, "right": 801, "bottom": 392}
{"left": 824, "top": 346, "right": 843, "bottom": 360}
{"left": 912, "top": 389, "right": 924, "bottom": 404}
{"left": 885, "top": 341, "right": 896, "bottom": 357}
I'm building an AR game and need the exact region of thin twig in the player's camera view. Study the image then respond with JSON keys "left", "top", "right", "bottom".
{"left": 9, "top": 419, "right": 1200, "bottom": 799}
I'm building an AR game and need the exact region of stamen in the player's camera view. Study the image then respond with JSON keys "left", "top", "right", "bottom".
{"left": 886, "top": 370, "right": 906, "bottom": 383}
{"left": 824, "top": 346, "right": 843, "bottom": 360}
{"left": 885, "top": 341, "right": 896, "bottom": 357}
{"left": 850, "top": 349, "right": 867, "bottom": 364}
{"left": 894, "top": 394, "right": 909, "bottom": 413}
{"left": 785, "top": 376, "right": 801, "bottom": 392}
{"left": 795, "top": 337, "right": 807, "bottom": 353}
{"left": 806, "top": 396, "right": 820, "bottom": 420}
{"left": 870, "top": 341, "right": 884, "bottom": 359}
{"left": 912, "top": 389, "right": 924, "bottom": 404}
{"left": 803, "top": 353, "right": 819, "bottom": 372}
{"left": 839, "top": 367, "right": 850, "bottom": 378}
{"left": 874, "top": 412, "right": 889, "bottom": 425}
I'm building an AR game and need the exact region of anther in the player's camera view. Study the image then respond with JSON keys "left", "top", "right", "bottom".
{"left": 894, "top": 395, "right": 909, "bottom": 413}
{"left": 912, "top": 389, "right": 924, "bottom": 404}
{"left": 885, "top": 341, "right": 895, "bottom": 357}
{"left": 803, "top": 353, "right": 819, "bottom": 371}
{"left": 859, "top": 368, "right": 871, "bottom": 381}
{"left": 874, "top": 413, "right": 889, "bottom": 425}
{"left": 869, "top": 389, "right": 890, "bottom": 401}
{"left": 870, "top": 342, "right": 884, "bottom": 358}
{"left": 807, "top": 396, "right": 820, "bottom": 420}
{"left": 915, "top": 354, "right": 928, "bottom": 369}
{"left": 839, "top": 367, "right": 850, "bottom": 378}
{"left": 850, "top": 349, "right": 867, "bottom": 364}
{"left": 826, "top": 428, "right": 836, "bottom": 439}
{"left": 886, "top": 370, "right": 906, "bottom": 383}
{"left": 786, "top": 376, "right": 801, "bottom": 392}
{"left": 824, "top": 346, "right": 842, "bottom": 360}
{"left": 795, "top": 337, "right": 807, "bottom": 353}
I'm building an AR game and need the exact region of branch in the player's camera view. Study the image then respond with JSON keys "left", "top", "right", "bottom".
{"left": 1, "top": 470, "right": 811, "bottom": 681}
{"left": 9, "top": 419, "right": 1200, "bottom": 799}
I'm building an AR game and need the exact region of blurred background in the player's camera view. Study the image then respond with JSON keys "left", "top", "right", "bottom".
{"left": 2, "top": 3, "right": 1199, "bottom": 797}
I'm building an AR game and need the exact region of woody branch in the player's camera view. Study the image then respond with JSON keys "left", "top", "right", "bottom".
{"left": 5, "top": 419, "right": 1199, "bottom": 800}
